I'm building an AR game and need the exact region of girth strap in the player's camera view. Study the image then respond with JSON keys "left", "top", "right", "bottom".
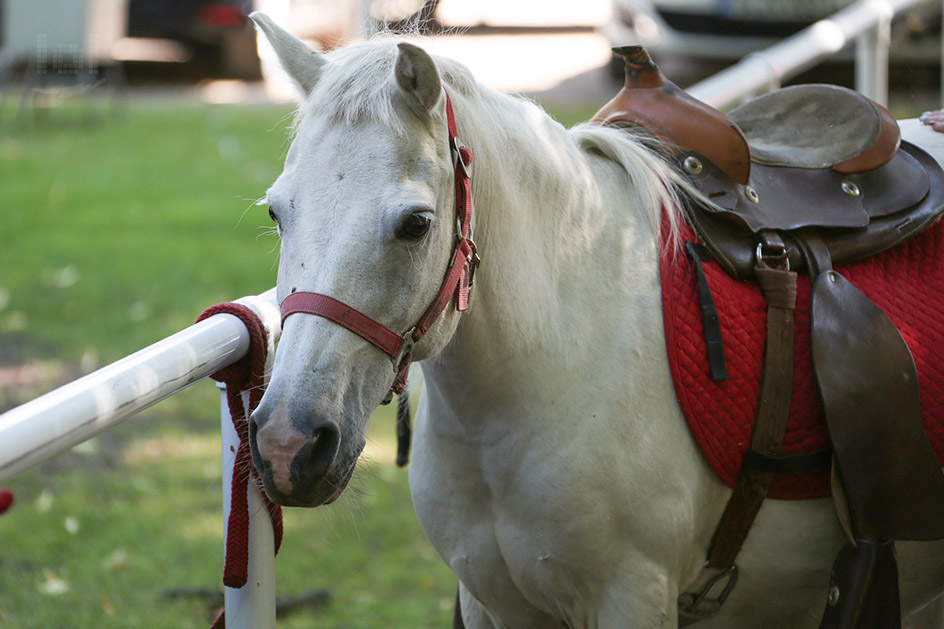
{"left": 679, "top": 232, "right": 799, "bottom": 624}
{"left": 708, "top": 275, "right": 796, "bottom": 564}
{"left": 707, "top": 233, "right": 798, "bottom": 570}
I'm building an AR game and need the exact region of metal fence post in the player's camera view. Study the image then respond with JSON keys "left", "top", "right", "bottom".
{"left": 689, "top": 0, "right": 924, "bottom": 111}
{"left": 219, "top": 382, "right": 277, "bottom": 629}
{"left": 855, "top": 2, "right": 891, "bottom": 105}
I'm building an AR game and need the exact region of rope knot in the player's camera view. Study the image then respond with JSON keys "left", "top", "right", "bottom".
{"left": 196, "top": 303, "right": 269, "bottom": 391}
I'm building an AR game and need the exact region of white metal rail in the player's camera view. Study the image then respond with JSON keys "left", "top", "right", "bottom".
{"left": 0, "top": 287, "right": 280, "bottom": 628}
{"left": 0, "top": 288, "right": 278, "bottom": 481}
{"left": 688, "top": 0, "right": 933, "bottom": 110}
{"left": 218, "top": 382, "right": 278, "bottom": 627}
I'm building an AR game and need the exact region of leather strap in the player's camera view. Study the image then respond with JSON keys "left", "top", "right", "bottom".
{"left": 742, "top": 448, "right": 831, "bottom": 475}
{"left": 395, "top": 390, "right": 413, "bottom": 467}
{"left": 680, "top": 235, "right": 799, "bottom": 622}
{"left": 453, "top": 585, "right": 466, "bottom": 629}
{"left": 819, "top": 540, "right": 901, "bottom": 629}
{"left": 280, "top": 292, "right": 404, "bottom": 359}
{"left": 811, "top": 270, "right": 944, "bottom": 541}
{"left": 685, "top": 242, "right": 728, "bottom": 381}
{"left": 706, "top": 234, "right": 797, "bottom": 570}
{"left": 279, "top": 89, "right": 479, "bottom": 396}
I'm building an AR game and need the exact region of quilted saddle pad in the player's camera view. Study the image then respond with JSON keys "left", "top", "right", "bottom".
{"left": 661, "top": 218, "right": 944, "bottom": 500}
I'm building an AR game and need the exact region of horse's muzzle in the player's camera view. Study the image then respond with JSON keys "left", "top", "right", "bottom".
{"left": 248, "top": 403, "right": 345, "bottom": 507}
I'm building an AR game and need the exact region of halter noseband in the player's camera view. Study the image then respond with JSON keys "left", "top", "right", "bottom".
{"left": 279, "top": 89, "right": 480, "bottom": 396}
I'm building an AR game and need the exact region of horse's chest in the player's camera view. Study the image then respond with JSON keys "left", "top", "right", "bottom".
{"left": 661, "top": 219, "right": 944, "bottom": 499}
{"left": 410, "top": 424, "right": 625, "bottom": 625}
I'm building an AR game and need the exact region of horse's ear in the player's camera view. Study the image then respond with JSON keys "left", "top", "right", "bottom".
{"left": 395, "top": 42, "right": 442, "bottom": 117}
{"left": 250, "top": 12, "right": 325, "bottom": 96}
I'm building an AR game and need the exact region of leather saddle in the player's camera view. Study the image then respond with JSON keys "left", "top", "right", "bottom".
{"left": 593, "top": 46, "right": 943, "bottom": 281}
{"left": 594, "top": 46, "right": 944, "bottom": 628}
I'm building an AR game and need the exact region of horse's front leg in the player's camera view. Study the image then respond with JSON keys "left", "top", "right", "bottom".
{"left": 456, "top": 582, "right": 505, "bottom": 629}
{"left": 594, "top": 560, "right": 682, "bottom": 629}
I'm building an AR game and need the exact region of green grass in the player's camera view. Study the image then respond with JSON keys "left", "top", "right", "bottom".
{"left": 0, "top": 414, "right": 456, "bottom": 628}
{"left": 0, "top": 95, "right": 598, "bottom": 628}
{"left": 0, "top": 101, "right": 289, "bottom": 363}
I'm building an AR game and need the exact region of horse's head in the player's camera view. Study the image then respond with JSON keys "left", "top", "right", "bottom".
{"left": 248, "top": 14, "right": 475, "bottom": 507}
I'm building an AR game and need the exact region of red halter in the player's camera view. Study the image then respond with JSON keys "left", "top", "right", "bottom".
{"left": 279, "top": 89, "right": 479, "bottom": 395}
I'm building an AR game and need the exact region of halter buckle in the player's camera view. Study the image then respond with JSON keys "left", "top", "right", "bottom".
{"left": 466, "top": 238, "right": 481, "bottom": 288}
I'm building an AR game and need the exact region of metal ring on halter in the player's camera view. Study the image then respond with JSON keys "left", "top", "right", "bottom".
{"left": 455, "top": 215, "right": 476, "bottom": 247}
{"left": 466, "top": 238, "right": 480, "bottom": 288}
{"left": 394, "top": 326, "right": 417, "bottom": 368}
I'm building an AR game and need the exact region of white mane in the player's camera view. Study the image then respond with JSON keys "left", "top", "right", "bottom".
{"left": 569, "top": 122, "right": 691, "bottom": 249}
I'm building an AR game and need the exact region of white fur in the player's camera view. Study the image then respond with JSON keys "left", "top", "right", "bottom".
{"left": 252, "top": 15, "right": 944, "bottom": 627}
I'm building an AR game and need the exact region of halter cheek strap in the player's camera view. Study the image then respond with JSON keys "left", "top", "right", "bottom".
{"left": 279, "top": 88, "right": 480, "bottom": 396}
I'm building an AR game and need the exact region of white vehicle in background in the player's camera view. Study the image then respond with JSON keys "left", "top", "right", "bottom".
{"left": 602, "top": 0, "right": 941, "bottom": 80}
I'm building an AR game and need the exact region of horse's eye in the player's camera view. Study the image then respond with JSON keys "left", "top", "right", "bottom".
{"left": 268, "top": 206, "right": 279, "bottom": 225}
{"left": 397, "top": 213, "right": 432, "bottom": 241}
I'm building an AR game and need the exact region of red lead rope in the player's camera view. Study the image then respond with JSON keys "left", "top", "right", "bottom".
{"left": 196, "top": 303, "right": 284, "bottom": 629}
{"left": 280, "top": 87, "right": 479, "bottom": 397}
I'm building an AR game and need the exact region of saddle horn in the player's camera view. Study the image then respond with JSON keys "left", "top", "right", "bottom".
{"left": 592, "top": 46, "right": 751, "bottom": 185}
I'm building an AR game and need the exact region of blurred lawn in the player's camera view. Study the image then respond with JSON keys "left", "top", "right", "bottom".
{"left": 0, "top": 101, "right": 288, "bottom": 364}
{"left": 0, "top": 97, "right": 598, "bottom": 628}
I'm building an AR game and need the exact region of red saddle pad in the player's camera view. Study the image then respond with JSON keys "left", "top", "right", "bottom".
{"left": 661, "top": 219, "right": 944, "bottom": 500}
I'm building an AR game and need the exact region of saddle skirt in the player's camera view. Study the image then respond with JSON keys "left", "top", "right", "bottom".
{"left": 662, "top": 218, "right": 944, "bottom": 500}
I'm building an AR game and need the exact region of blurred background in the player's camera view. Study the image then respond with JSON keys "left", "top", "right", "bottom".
{"left": 0, "top": 1, "right": 942, "bottom": 627}
{"left": 1, "top": 0, "right": 941, "bottom": 108}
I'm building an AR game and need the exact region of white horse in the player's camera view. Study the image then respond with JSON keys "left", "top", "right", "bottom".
{"left": 246, "top": 14, "right": 944, "bottom": 628}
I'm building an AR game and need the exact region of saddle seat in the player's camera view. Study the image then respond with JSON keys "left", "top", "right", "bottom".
{"left": 728, "top": 83, "right": 900, "bottom": 173}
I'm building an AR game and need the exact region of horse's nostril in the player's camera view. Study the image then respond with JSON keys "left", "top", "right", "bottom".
{"left": 295, "top": 424, "right": 340, "bottom": 481}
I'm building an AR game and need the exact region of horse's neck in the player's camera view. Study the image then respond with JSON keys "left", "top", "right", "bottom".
{"left": 469, "top": 100, "right": 596, "bottom": 343}
{"left": 424, "top": 94, "right": 663, "bottom": 411}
